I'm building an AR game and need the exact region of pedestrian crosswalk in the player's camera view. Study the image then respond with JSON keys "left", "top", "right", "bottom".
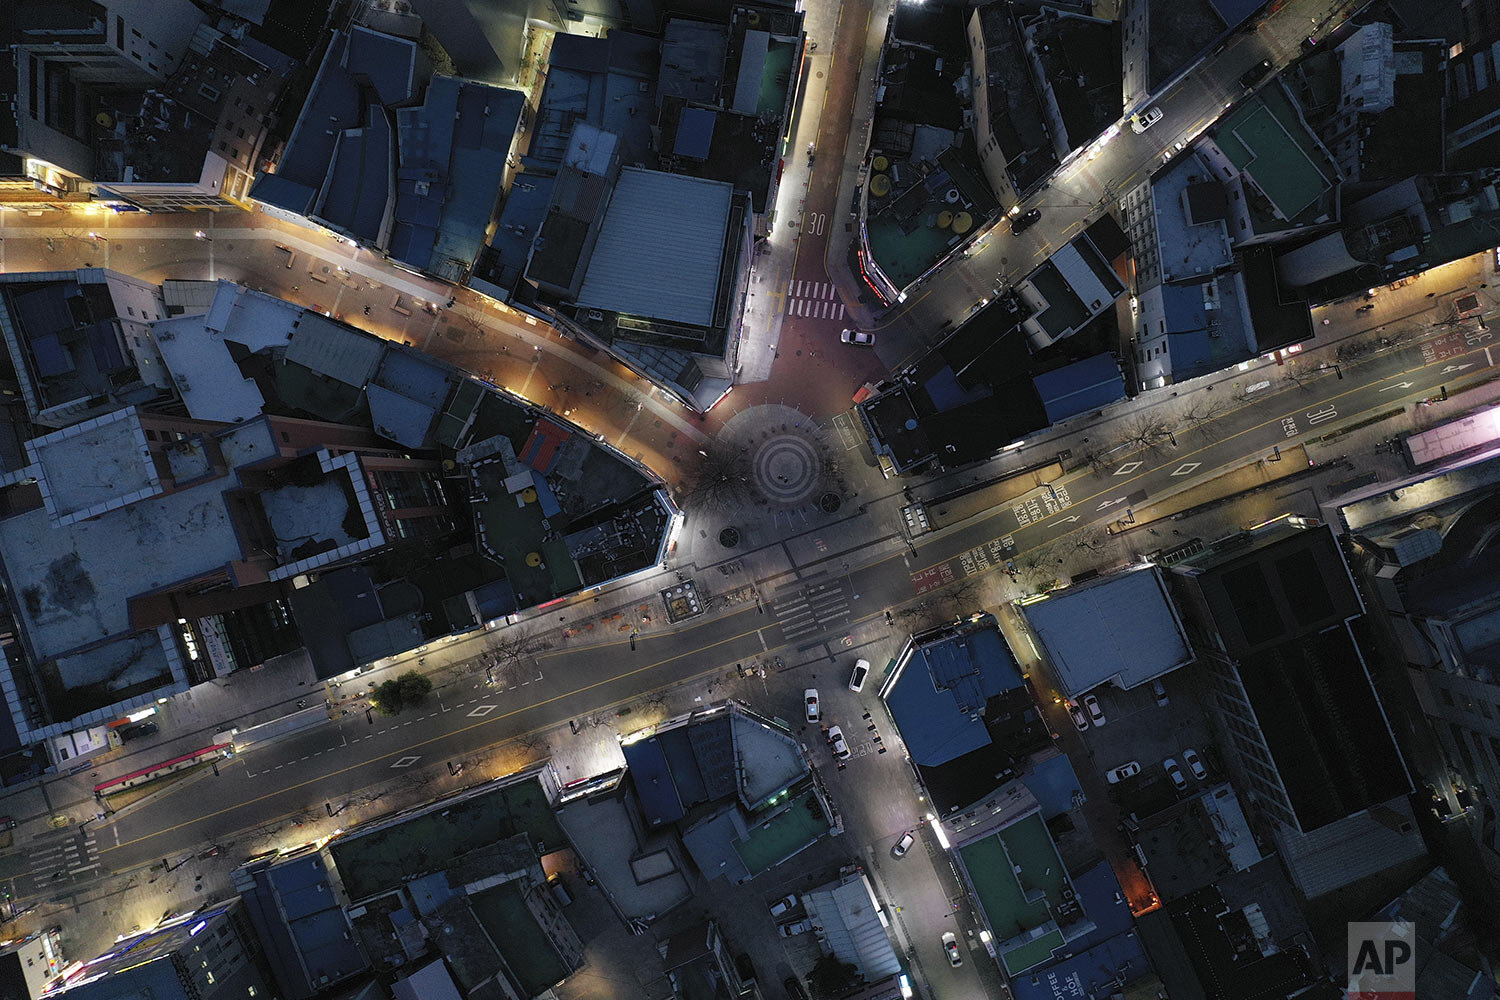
{"left": 772, "top": 578, "right": 852, "bottom": 643}
{"left": 20, "top": 829, "right": 99, "bottom": 895}
{"left": 787, "top": 280, "right": 848, "bottom": 320}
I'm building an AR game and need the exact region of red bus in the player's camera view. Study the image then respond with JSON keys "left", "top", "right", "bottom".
{"left": 94, "top": 743, "right": 233, "bottom": 797}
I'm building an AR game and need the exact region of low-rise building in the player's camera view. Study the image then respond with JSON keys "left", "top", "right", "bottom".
{"left": 251, "top": 25, "right": 526, "bottom": 282}
{"left": 0, "top": 273, "right": 674, "bottom": 757}
{"left": 45, "top": 898, "right": 275, "bottom": 999}
{"left": 623, "top": 701, "right": 838, "bottom": 884}
{"left": 233, "top": 849, "right": 371, "bottom": 998}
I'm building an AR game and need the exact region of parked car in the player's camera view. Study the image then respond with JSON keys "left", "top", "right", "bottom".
{"left": 1164, "top": 758, "right": 1187, "bottom": 792}
{"left": 119, "top": 720, "right": 158, "bottom": 742}
{"left": 1183, "top": 748, "right": 1206, "bottom": 780}
{"left": 849, "top": 658, "right": 871, "bottom": 693}
{"left": 942, "top": 931, "right": 964, "bottom": 967}
{"left": 1068, "top": 701, "right": 1089, "bottom": 732}
{"left": 784, "top": 976, "right": 810, "bottom": 1000}
{"left": 778, "top": 918, "right": 814, "bottom": 937}
{"left": 1130, "top": 106, "right": 1163, "bottom": 133}
{"left": 1239, "top": 58, "right": 1273, "bottom": 89}
{"left": 1083, "top": 694, "right": 1106, "bottom": 726}
{"left": 804, "top": 689, "right": 821, "bottom": 723}
{"left": 891, "top": 831, "right": 916, "bottom": 858}
{"left": 769, "top": 893, "right": 800, "bottom": 918}
{"left": 840, "top": 328, "right": 875, "bottom": 346}
{"left": 828, "top": 725, "right": 851, "bottom": 760}
{"left": 1106, "top": 761, "right": 1141, "bottom": 784}
{"left": 1010, "top": 208, "right": 1041, "bottom": 235}
{"left": 1152, "top": 679, "right": 1169, "bottom": 707}
{"left": 735, "top": 954, "right": 757, "bottom": 993}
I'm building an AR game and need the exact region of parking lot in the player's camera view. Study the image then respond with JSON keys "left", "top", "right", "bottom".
{"left": 1072, "top": 667, "right": 1218, "bottom": 816}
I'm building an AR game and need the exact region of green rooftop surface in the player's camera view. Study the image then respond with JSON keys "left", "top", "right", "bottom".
{"left": 1216, "top": 88, "right": 1336, "bottom": 223}
{"left": 757, "top": 38, "right": 795, "bottom": 117}
{"left": 958, "top": 813, "right": 1070, "bottom": 973}
{"left": 331, "top": 778, "right": 566, "bottom": 900}
{"left": 866, "top": 211, "right": 963, "bottom": 290}
{"left": 733, "top": 788, "right": 829, "bottom": 874}
{"left": 476, "top": 462, "right": 563, "bottom": 602}
{"left": 470, "top": 880, "right": 568, "bottom": 995}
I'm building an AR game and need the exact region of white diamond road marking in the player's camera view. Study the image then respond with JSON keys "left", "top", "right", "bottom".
{"left": 391, "top": 755, "right": 422, "bottom": 768}
{"left": 467, "top": 704, "right": 498, "bottom": 717}
{"left": 1171, "top": 462, "right": 1202, "bottom": 477}
{"left": 1113, "top": 461, "right": 1144, "bottom": 476}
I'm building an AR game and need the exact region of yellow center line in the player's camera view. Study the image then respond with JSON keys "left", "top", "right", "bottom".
{"left": 100, "top": 607, "right": 879, "bottom": 854}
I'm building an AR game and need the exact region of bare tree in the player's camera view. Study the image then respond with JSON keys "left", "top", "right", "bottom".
{"left": 1119, "top": 412, "right": 1176, "bottom": 453}
{"left": 1179, "top": 395, "right": 1231, "bottom": 439}
{"left": 679, "top": 442, "right": 755, "bottom": 515}
{"left": 1279, "top": 362, "right": 1327, "bottom": 389}
{"left": 489, "top": 623, "right": 548, "bottom": 685}
{"left": 892, "top": 575, "right": 983, "bottom": 632}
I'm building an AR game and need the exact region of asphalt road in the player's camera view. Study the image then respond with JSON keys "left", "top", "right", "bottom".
{"left": 71, "top": 315, "right": 1495, "bottom": 886}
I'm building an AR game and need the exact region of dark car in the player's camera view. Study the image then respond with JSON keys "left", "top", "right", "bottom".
{"left": 784, "top": 976, "right": 809, "bottom": 1000}
{"left": 119, "top": 720, "right": 158, "bottom": 742}
{"left": 1010, "top": 208, "right": 1042, "bottom": 235}
{"left": 1239, "top": 58, "right": 1273, "bottom": 89}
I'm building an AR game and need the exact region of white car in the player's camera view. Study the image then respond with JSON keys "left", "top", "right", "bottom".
{"left": 769, "top": 893, "right": 800, "bottom": 918}
{"left": 1083, "top": 694, "right": 1106, "bottom": 726}
{"left": 1164, "top": 758, "right": 1187, "bottom": 792}
{"left": 942, "top": 931, "right": 963, "bottom": 967}
{"left": 1184, "top": 748, "right": 1206, "bottom": 780}
{"left": 841, "top": 328, "right": 875, "bottom": 346}
{"left": 804, "top": 689, "right": 820, "bottom": 723}
{"left": 848, "top": 658, "right": 871, "bottom": 693}
{"left": 1131, "top": 106, "right": 1163, "bottom": 133}
{"left": 828, "top": 725, "right": 851, "bottom": 760}
{"left": 1152, "top": 679, "right": 1169, "bottom": 707}
{"left": 891, "top": 831, "right": 916, "bottom": 858}
{"left": 1106, "top": 761, "right": 1141, "bottom": 784}
{"left": 779, "top": 918, "right": 814, "bottom": 937}
{"left": 1067, "top": 701, "right": 1089, "bottom": 732}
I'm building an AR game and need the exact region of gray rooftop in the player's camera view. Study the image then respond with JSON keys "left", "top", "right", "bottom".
{"left": 0, "top": 476, "right": 241, "bottom": 661}
{"left": 575, "top": 168, "right": 732, "bottom": 326}
{"left": 285, "top": 313, "right": 387, "bottom": 387}
{"left": 1022, "top": 567, "right": 1193, "bottom": 696}
{"left": 151, "top": 283, "right": 301, "bottom": 422}
{"left": 28, "top": 408, "right": 161, "bottom": 525}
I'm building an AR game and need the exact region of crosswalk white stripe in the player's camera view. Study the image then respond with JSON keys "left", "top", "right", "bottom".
{"left": 837, "top": 303, "right": 846, "bottom": 319}
{"left": 825, "top": 283, "right": 836, "bottom": 299}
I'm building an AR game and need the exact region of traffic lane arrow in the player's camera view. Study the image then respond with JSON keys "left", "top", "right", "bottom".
{"left": 1378, "top": 381, "right": 1415, "bottom": 392}
{"left": 1057, "top": 515, "right": 1082, "bottom": 524}
{"left": 1439, "top": 363, "right": 1474, "bottom": 374}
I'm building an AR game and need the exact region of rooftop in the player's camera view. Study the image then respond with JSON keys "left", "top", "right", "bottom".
{"left": 28, "top": 407, "right": 161, "bottom": 525}
{"left": 468, "top": 880, "right": 570, "bottom": 995}
{"left": 389, "top": 76, "right": 526, "bottom": 282}
{"left": 973, "top": 3, "right": 1056, "bottom": 194}
{"left": 329, "top": 775, "right": 565, "bottom": 901}
{"left": 526, "top": 31, "right": 659, "bottom": 171}
{"left": 803, "top": 874, "right": 904, "bottom": 981}
{"left": 1020, "top": 10, "right": 1121, "bottom": 155}
{"left": 959, "top": 812, "right": 1077, "bottom": 976}
{"left": 1209, "top": 84, "right": 1340, "bottom": 229}
{"left": 1157, "top": 886, "right": 1317, "bottom": 1000}
{"left": 865, "top": 146, "right": 998, "bottom": 290}
{"left": 575, "top": 167, "right": 734, "bottom": 327}
{"left": 1022, "top": 567, "right": 1193, "bottom": 696}
{"left": 234, "top": 851, "right": 369, "bottom": 998}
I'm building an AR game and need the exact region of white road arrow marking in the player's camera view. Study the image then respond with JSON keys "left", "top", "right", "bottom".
{"left": 1170, "top": 462, "right": 1202, "bottom": 477}
{"left": 1378, "top": 381, "right": 1415, "bottom": 392}
{"left": 1439, "top": 364, "right": 1474, "bottom": 374}
{"left": 1058, "top": 515, "right": 1082, "bottom": 524}
{"left": 1096, "top": 497, "right": 1128, "bottom": 512}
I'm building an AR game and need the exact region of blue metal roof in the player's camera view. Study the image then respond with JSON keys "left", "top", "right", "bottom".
{"left": 1060, "top": 861, "right": 1134, "bottom": 953}
{"left": 885, "top": 627, "right": 1024, "bottom": 767}
{"left": 624, "top": 737, "right": 686, "bottom": 825}
{"left": 1023, "top": 753, "right": 1083, "bottom": 821}
{"left": 1009, "top": 930, "right": 1151, "bottom": 1000}
{"left": 319, "top": 109, "right": 395, "bottom": 244}
{"left": 1032, "top": 354, "right": 1125, "bottom": 424}
{"left": 674, "top": 107, "right": 717, "bottom": 160}
{"left": 346, "top": 26, "right": 420, "bottom": 106}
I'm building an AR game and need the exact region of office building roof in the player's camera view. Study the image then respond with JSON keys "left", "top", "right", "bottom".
{"left": 1023, "top": 567, "right": 1192, "bottom": 696}
{"left": 235, "top": 851, "right": 369, "bottom": 998}
{"left": 575, "top": 168, "right": 733, "bottom": 327}
{"left": 1032, "top": 354, "right": 1126, "bottom": 425}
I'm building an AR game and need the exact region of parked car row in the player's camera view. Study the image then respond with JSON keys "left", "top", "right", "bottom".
{"left": 1109, "top": 748, "right": 1207, "bottom": 789}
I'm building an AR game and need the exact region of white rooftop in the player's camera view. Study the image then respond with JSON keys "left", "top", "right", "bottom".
{"left": 0, "top": 476, "right": 242, "bottom": 660}
{"left": 28, "top": 407, "right": 162, "bottom": 525}
{"left": 151, "top": 282, "right": 301, "bottom": 422}
{"left": 575, "top": 167, "right": 732, "bottom": 327}
{"left": 1022, "top": 566, "right": 1193, "bottom": 696}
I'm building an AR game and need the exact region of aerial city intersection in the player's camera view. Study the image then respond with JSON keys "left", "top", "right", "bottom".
{"left": 0, "top": 0, "right": 1496, "bottom": 997}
